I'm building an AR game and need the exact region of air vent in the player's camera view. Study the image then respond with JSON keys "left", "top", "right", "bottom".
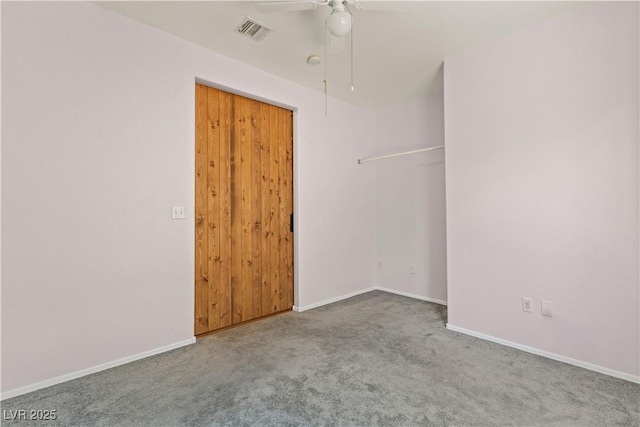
{"left": 235, "top": 17, "right": 273, "bottom": 42}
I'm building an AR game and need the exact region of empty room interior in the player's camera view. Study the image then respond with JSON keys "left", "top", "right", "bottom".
{"left": 1, "top": 0, "right": 639, "bottom": 425}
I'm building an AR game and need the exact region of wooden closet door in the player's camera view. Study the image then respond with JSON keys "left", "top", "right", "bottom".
{"left": 195, "top": 84, "right": 293, "bottom": 336}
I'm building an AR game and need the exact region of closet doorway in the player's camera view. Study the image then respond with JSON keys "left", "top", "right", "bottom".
{"left": 195, "top": 83, "right": 293, "bottom": 336}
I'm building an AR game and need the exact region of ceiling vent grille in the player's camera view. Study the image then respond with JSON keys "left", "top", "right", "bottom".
{"left": 235, "top": 17, "right": 273, "bottom": 42}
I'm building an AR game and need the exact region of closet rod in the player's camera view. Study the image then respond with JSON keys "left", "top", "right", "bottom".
{"left": 357, "top": 145, "right": 444, "bottom": 164}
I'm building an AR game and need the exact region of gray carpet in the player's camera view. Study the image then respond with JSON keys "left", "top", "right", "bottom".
{"left": 2, "top": 291, "right": 639, "bottom": 426}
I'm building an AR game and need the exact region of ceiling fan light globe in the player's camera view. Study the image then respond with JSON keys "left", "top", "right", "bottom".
{"left": 327, "top": 10, "right": 351, "bottom": 37}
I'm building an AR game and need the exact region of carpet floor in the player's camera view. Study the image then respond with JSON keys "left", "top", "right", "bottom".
{"left": 2, "top": 291, "right": 639, "bottom": 426}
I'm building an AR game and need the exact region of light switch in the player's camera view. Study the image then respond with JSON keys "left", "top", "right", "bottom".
{"left": 172, "top": 206, "right": 186, "bottom": 219}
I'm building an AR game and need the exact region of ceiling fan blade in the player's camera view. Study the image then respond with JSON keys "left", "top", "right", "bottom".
{"left": 255, "top": 1, "right": 325, "bottom": 13}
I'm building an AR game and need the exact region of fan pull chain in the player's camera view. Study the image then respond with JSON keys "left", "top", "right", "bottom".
{"left": 350, "top": 7, "right": 354, "bottom": 92}
{"left": 344, "top": 2, "right": 354, "bottom": 92}
{"left": 324, "top": 20, "right": 328, "bottom": 116}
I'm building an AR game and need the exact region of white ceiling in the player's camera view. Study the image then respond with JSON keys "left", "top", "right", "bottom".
{"left": 95, "top": 1, "right": 587, "bottom": 111}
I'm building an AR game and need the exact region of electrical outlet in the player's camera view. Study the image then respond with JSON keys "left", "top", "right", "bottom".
{"left": 541, "top": 300, "right": 553, "bottom": 317}
{"left": 171, "top": 206, "right": 186, "bottom": 219}
{"left": 410, "top": 264, "right": 416, "bottom": 274}
{"left": 522, "top": 297, "right": 533, "bottom": 313}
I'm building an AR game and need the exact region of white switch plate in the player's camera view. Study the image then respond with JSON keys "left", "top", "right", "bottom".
{"left": 172, "top": 206, "right": 186, "bottom": 219}
{"left": 541, "top": 300, "right": 553, "bottom": 317}
{"left": 410, "top": 264, "right": 416, "bottom": 274}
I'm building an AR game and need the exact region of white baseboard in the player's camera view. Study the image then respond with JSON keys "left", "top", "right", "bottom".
{"left": 1, "top": 337, "right": 196, "bottom": 400}
{"left": 293, "top": 286, "right": 376, "bottom": 312}
{"left": 446, "top": 324, "right": 640, "bottom": 384}
{"left": 374, "top": 286, "right": 447, "bottom": 306}
{"left": 4, "top": 288, "right": 437, "bottom": 400}
{"left": 293, "top": 286, "right": 447, "bottom": 312}
{"left": 7, "top": 294, "right": 635, "bottom": 402}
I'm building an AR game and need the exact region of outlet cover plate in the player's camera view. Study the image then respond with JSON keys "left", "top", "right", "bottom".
{"left": 541, "top": 300, "right": 553, "bottom": 317}
{"left": 172, "top": 206, "right": 186, "bottom": 219}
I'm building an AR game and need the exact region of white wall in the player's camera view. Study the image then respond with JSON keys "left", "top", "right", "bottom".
{"left": 373, "top": 96, "right": 447, "bottom": 303}
{"left": 444, "top": 2, "right": 639, "bottom": 379}
{"left": 1, "top": 1, "right": 376, "bottom": 394}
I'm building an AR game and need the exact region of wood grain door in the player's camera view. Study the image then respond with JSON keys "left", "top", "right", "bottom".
{"left": 195, "top": 84, "right": 293, "bottom": 336}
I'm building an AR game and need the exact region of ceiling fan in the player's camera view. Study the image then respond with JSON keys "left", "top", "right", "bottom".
{"left": 255, "top": 0, "right": 412, "bottom": 113}
{"left": 256, "top": 0, "right": 360, "bottom": 37}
